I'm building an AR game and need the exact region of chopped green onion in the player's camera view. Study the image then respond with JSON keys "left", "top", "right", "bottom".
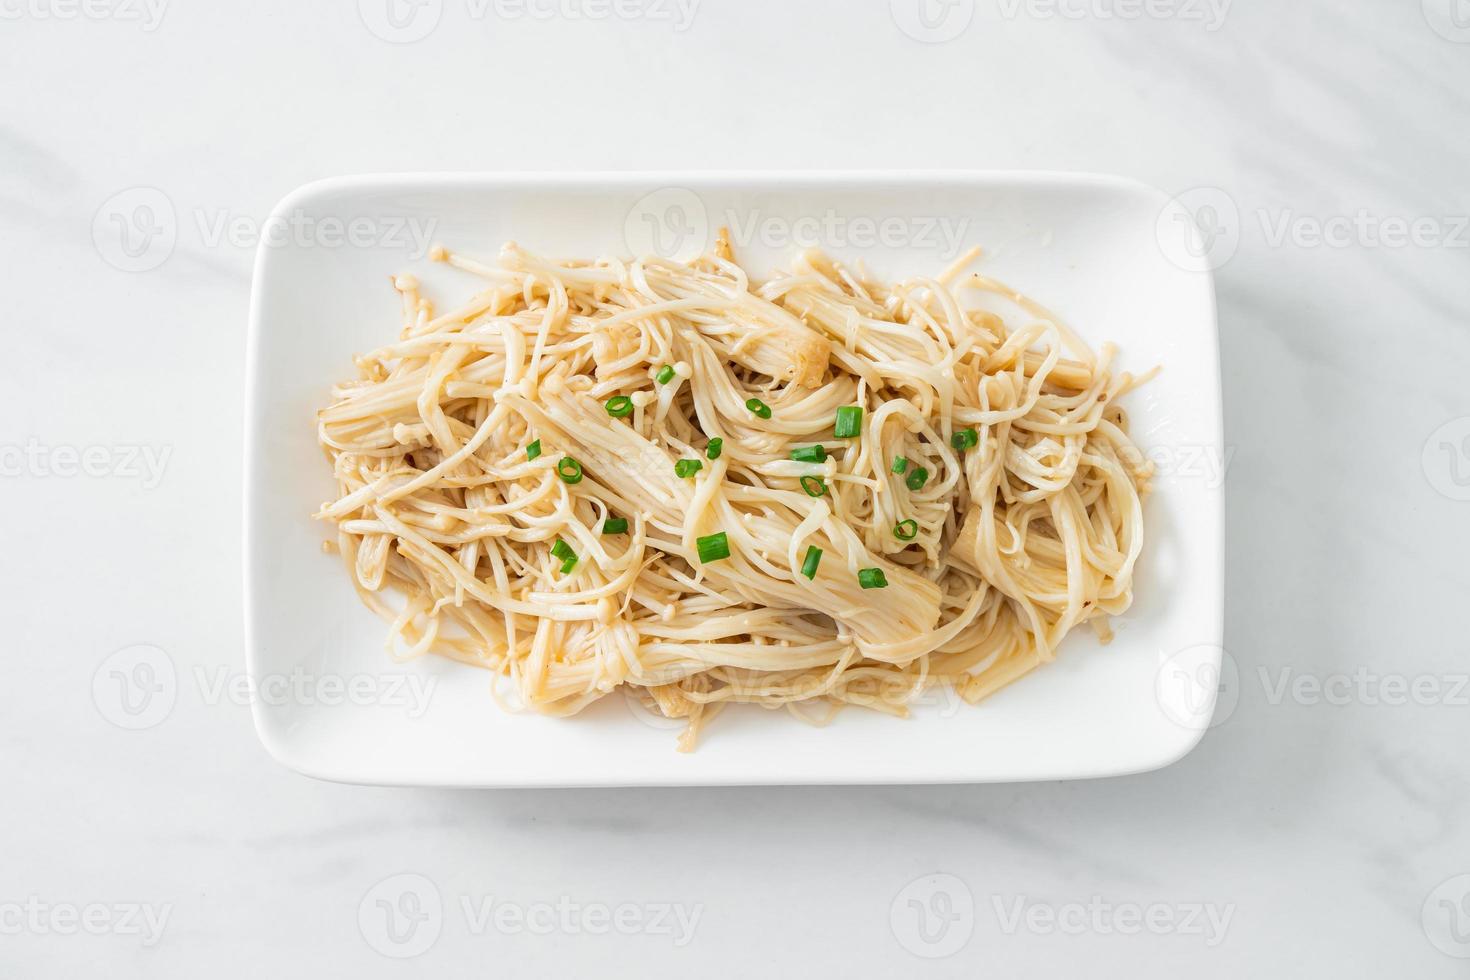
{"left": 833, "top": 405, "right": 863, "bottom": 438}
{"left": 605, "top": 395, "right": 634, "bottom": 418}
{"left": 894, "top": 519, "right": 919, "bottom": 541}
{"left": 526, "top": 439, "right": 542, "bottom": 461}
{"left": 675, "top": 458, "right": 703, "bottom": 479}
{"left": 790, "top": 444, "right": 827, "bottom": 464}
{"left": 951, "top": 429, "right": 978, "bottom": 452}
{"left": 655, "top": 364, "right": 676, "bottom": 385}
{"left": 602, "top": 517, "right": 628, "bottom": 535}
{"left": 890, "top": 457, "right": 909, "bottom": 474}
{"left": 799, "top": 476, "right": 827, "bottom": 497}
{"left": 705, "top": 437, "right": 724, "bottom": 460}
{"left": 858, "top": 567, "right": 889, "bottom": 590}
{"left": 550, "top": 539, "right": 576, "bottom": 561}
{"left": 559, "top": 556, "right": 578, "bottom": 575}
{"left": 696, "top": 532, "right": 730, "bottom": 563}
{"left": 800, "top": 545, "right": 822, "bottom": 580}
{"left": 745, "top": 398, "right": 772, "bottom": 419}
{"left": 556, "top": 456, "right": 583, "bottom": 484}
{"left": 905, "top": 465, "right": 929, "bottom": 491}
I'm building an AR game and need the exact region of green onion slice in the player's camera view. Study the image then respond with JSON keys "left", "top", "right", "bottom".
{"left": 706, "top": 437, "right": 723, "bottom": 460}
{"left": 556, "top": 457, "right": 583, "bottom": 484}
{"left": 894, "top": 519, "right": 919, "bottom": 541}
{"left": 858, "top": 567, "right": 889, "bottom": 590}
{"left": 550, "top": 538, "right": 575, "bottom": 561}
{"left": 800, "top": 546, "right": 822, "bottom": 580}
{"left": 799, "top": 476, "right": 827, "bottom": 497}
{"left": 904, "top": 466, "right": 929, "bottom": 491}
{"left": 675, "top": 458, "right": 703, "bottom": 479}
{"left": 696, "top": 532, "right": 730, "bottom": 563}
{"left": 890, "top": 457, "right": 909, "bottom": 474}
{"left": 526, "top": 439, "right": 542, "bottom": 461}
{"left": 559, "top": 556, "right": 578, "bottom": 575}
{"left": 790, "top": 444, "right": 827, "bottom": 464}
{"left": 605, "top": 395, "right": 634, "bottom": 418}
{"left": 602, "top": 517, "right": 629, "bottom": 535}
{"left": 951, "top": 429, "right": 978, "bottom": 452}
{"left": 655, "top": 364, "right": 676, "bottom": 385}
{"left": 745, "top": 398, "right": 772, "bottom": 420}
{"left": 833, "top": 405, "right": 863, "bottom": 438}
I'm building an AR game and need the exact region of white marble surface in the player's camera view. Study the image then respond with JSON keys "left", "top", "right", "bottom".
{"left": 3, "top": 0, "right": 1469, "bottom": 975}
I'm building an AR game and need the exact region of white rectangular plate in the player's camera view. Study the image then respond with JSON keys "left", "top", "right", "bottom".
{"left": 245, "top": 172, "right": 1224, "bottom": 786}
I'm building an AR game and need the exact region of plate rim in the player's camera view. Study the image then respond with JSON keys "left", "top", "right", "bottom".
{"left": 243, "top": 169, "right": 1224, "bottom": 787}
